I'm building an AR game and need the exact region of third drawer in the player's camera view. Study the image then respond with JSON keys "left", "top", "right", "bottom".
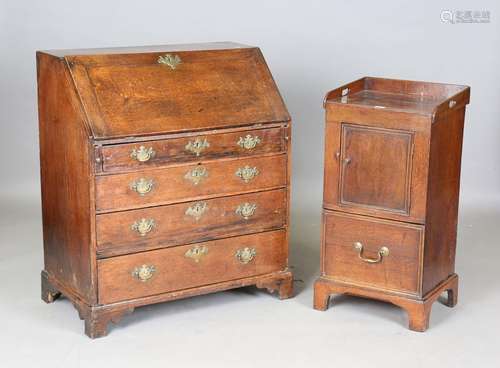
{"left": 96, "top": 189, "right": 287, "bottom": 258}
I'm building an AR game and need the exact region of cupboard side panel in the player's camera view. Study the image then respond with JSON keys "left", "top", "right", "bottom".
{"left": 37, "top": 53, "right": 96, "bottom": 304}
{"left": 422, "top": 108, "right": 466, "bottom": 295}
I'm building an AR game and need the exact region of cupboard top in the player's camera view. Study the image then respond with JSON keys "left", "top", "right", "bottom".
{"left": 324, "top": 77, "right": 470, "bottom": 120}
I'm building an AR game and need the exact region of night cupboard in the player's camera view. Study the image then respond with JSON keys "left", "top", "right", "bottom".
{"left": 314, "top": 77, "right": 470, "bottom": 331}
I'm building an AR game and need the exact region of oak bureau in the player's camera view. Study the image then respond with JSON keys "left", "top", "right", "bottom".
{"left": 314, "top": 77, "right": 470, "bottom": 331}
{"left": 37, "top": 42, "right": 293, "bottom": 338}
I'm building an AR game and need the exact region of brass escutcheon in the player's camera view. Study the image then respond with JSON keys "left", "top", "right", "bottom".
{"left": 185, "top": 202, "right": 208, "bottom": 220}
{"left": 130, "top": 178, "right": 154, "bottom": 195}
{"left": 235, "top": 247, "right": 256, "bottom": 264}
{"left": 185, "top": 166, "right": 208, "bottom": 185}
{"left": 130, "top": 146, "right": 156, "bottom": 162}
{"left": 235, "top": 166, "right": 259, "bottom": 183}
{"left": 131, "top": 218, "right": 155, "bottom": 236}
{"left": 235, "top": 203, "right": 257, "bottom": 220}
{"left": 353, "top": 241, "right": 389, "bottom": 264}
{"left": 185, "top": 245, "right": 209, "bottom": 263}
{"left": 157, "top": 54, "right": 182, "bottom": 69}
{"left": 185, "top": 137, "right": 210, "bottom": 156}
{"left": 132, "top": 264, "right": 156, "bottom": 282}
{"left": 237, "top": 135, "right": 261, "bottom": 150}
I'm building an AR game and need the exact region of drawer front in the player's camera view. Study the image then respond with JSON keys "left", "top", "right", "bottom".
{"left": 98, "top": 230, "right": 287, "bottom": 304}
{"left": 323, "top": 211, "right": 423, "bottom": 295}
{"left": 95, "top": 154, "right": 287, "bottom": 212}
{"left": 100, "top": 127, "right": 285, "bottom": 173}
{"left": 96, "top": 189, "right": 287, "bottom": 257}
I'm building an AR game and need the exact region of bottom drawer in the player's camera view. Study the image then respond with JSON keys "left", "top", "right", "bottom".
{"left": 323, "top": 211, "right": 423, "bottom": 295}
{"left": 98, "top": 230, "right": 287, "bottom": 304}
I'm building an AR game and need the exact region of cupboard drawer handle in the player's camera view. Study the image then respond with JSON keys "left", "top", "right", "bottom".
{"left": 132, "top": 264, "right": 156, "bottom": 282}
{"left": 235, "top": 247, "right": 257, "bottom": 264}
{"left": 184, "top": 166, "right": 208, "bottom": 185}
{"left": 130, "top": 178, "right": 154, "bottom": 195}
{"left": 157, "top": 53, "right": 181, "bottom": 69}
{"left": 185, "top": 202, "right": 208, "bottom": 220}
{"left": 185, "top": 245, "right": 208, "bottom": 263}
{"left": 353, "top": 242, "right": 389, "bottom": 264}
{"left": 237, "top": 135, "right": 261, "bottom": 150}
{"left": 235, "top": 166, "right": 259, "bottom": 183}
{"left": 131, "top": 218, "right": 155, "bottom": 236}
{"left": 185, "top": 137, "right": 210, "bottom": 156}
{"left": 235, "top": 203, "right": 257, "bottom": 219}
{"left": 130, "top": 145, "right": 156, "bottom": 162}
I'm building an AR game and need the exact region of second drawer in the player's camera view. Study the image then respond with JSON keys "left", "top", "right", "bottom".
{"left": 322, "top": 210, "right": 424, "bottom": 296}
{"left": 95, "top": 154, "right": 287, "bottom": 212}
{"left": 96, "top": 189, "right": 286, "bottom": 257}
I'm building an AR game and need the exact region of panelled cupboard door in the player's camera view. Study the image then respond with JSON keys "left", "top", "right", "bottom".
{"left": 341, "top": 124, "right": 413, "bottom": 213}
{"left": 323, "top": 120, "right": 428, "bottom": 223}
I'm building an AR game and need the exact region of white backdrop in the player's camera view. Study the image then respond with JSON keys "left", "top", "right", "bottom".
{"left": 0, "top": 0, "right": 499, "bottom": 202}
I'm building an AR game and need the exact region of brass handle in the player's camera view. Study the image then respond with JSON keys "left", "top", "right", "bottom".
{"left": 235, "top": 166, "right": 259, "bottom": 183}
{"left": 131, "top": 218, "right": 155, "bottom": 236}
{"left": 353, "top": 242, "right": 389, "bottom": 264}
{"left": 185, "top": 245, "right": 208, "bottom": 263}
{"left": 130, "top": 178, "right": 154, "bottom": 195}
{"left": 185, "top": 202, "right": 208, "bottom": 220}
{"left": 157, "top": 53, "right": 181, "bottom": 69}
{"left": 235, "top": 247, "right": 257, "bottom": 264}
{"left": 130, "top": 146, "right": 156, "bottom": 162}
{"left": 235, "top": 203, "right": 257, "bottom": 219}
{"left": 185, "top": 137, "right": 210, "bottom": 156}
{"left": 237, "top": 135, "right": 261, "bottom": 150}
{"left": 184, "top": 166, "right": 208, "bottom": 185}
{"left": 132, "top": 264, "right": 156, "bottom": 282}
{"left": 342, "top": 157, "right": 351, "bottom": 165}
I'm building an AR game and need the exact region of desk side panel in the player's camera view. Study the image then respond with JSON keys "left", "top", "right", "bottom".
{"left": 37, "top": 52, "right": 96, "bottom": 304}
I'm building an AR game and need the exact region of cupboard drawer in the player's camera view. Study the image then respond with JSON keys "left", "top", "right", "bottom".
{"left": 96, "top": 189, "right": 287, "bottom": 257}
{"left": 100, "top": 126, "right": 285, "bottom": 173}
{"left": 95, "top": 154, "right": 287, "bottom": 212}
{"left": 323, "top": 211, "right": 423, "bottom": 295}
{"left": 98, "top": 230, "right": 287, "bottom": 304}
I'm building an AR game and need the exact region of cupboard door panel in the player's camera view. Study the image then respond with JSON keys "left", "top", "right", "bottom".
{"left": 340, "top": 124, "right": 413, "bottom": 214}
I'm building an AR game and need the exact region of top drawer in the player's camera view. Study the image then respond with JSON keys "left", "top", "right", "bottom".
{"left": 99, "top": 126, "right": 285, "bottom": 173}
